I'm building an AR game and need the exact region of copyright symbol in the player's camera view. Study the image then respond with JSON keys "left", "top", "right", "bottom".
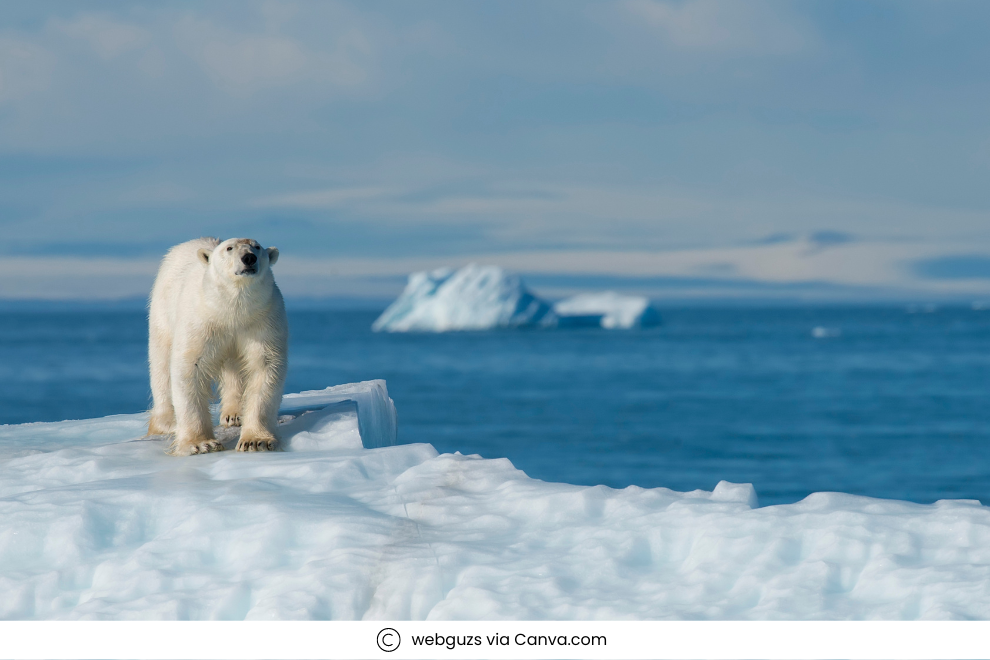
{"left": 377, "top": 628, "right": 400, "bottom": 652}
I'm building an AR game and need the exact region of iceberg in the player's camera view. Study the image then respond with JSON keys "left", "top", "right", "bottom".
{"left": 553, "top": 291, "right": 662, "bottom": 329}
{"left": 372, "top": 264, "right": 555, "bottom": 332}
{"left": 3, "top": 379, "right": 990, "bottom": 620}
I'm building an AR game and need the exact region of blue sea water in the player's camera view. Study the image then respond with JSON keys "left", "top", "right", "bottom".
{"left": 1, "top": 304, "right": 989, "bottom": 506}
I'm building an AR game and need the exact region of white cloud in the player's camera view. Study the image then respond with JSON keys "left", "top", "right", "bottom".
{"left": 174, "top": 15, "right": 369, "bottom": 95}
{"left": 622, "top": 0, "right": 815, "bottom": 55}
{"left": 251, "top": 177, "right": 989, "bottom": 250}
{"left": 116, "top": 182, "right": 195, "bottom": 206}
{"left": 0, "top": 37, "right": 55, "bottom": 103}
{"left": 0, "top": 258, "right": 157, "bottom": 300}
{"left": 55, "top": 14, "right": 150, "bottom": 60}
{"left": 0, "top": 5, "right": 381, "bottom": 152}
{"left": 250, "top": 186, "right": 395, "bottom": 209}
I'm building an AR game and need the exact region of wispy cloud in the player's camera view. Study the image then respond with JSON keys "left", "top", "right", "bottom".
{"left": 0, "top": 36, "right": 55, "bottom": 103}
{"left": 244, "top": 176, "right": 990, "bottom": 253}
{"left": 174, "top": 15, "right": 369, "bottom": 94}
{"left": 55, "top": 14, "right": 151, "bottom": 60}
{"left": 621, "top": 0, "right": 816, "bottom": 55}
{"left": 250, "top": 186, "right": 396, "bottom": 210}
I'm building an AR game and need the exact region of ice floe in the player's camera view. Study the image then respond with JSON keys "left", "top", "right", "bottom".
{"left": 553, "top": 291, "right": 661, "bottom": 329}
{"left": 2, "top": 379, "right": 990, "bottom": 620}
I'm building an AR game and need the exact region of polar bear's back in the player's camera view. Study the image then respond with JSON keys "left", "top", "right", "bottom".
{"left": 149, "top": 237, "right": 219, "bottom": 330}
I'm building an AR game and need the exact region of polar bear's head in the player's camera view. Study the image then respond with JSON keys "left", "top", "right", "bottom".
{"left": 198, "top": 238, "right": 279, "bottom": 283}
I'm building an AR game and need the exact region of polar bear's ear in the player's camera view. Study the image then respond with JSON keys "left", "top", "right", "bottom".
{"left": 197, "top": 248, "right": 212, "bottom": 265}
{"left": 267, "top": 247, "right": 279, "bottom": 266}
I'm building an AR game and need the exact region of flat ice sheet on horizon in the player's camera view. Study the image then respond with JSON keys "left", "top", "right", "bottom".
{"left": 371, "top": 264, "right": 555, "bottom": 332}
{"left": 553, "top": 291, "right": 661, "bottom": 329}
{"left": 2, "top": 381, "right": 990, "bottom": 619}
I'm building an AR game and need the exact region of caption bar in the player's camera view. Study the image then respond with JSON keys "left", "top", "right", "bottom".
{"left": 2, "top": 621, "right": 990, "bottom": 659}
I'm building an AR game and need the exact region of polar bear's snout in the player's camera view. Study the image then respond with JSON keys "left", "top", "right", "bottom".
{"left": 227, "top": 240, "right": 254, "bottom": 272}
{"left": 239, "top": 254, "right": 257, "bottom": 275}
{"left": 147, "top": 236, "right": 289, "bottom": 456}
{"left": 200, "top": 239, "right": 275, "bottom": 279}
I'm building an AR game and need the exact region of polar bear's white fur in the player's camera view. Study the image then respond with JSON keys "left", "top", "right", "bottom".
{"left": 148, "top": 237, "right": 288, "bottom": 455}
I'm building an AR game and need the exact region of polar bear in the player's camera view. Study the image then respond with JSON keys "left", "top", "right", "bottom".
{"left": 147, "top": 237, "right": 288, "bottom": 455}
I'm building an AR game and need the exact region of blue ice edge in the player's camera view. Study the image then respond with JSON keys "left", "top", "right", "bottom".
{"left": 277, "top": 379, "right": 398, "bottom": 449}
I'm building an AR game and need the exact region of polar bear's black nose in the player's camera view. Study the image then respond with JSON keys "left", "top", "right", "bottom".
{"left": 241, "top": 253, "right": 257, "bottom": 266}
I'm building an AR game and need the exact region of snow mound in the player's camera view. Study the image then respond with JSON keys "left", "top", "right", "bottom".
{"left": 372, "top": 265, "right": 555, "bottom": 332}
{"left": 553, "top": 291, "right": 661, "bottom": 329}
{"left": 3, "top": 381, "right": 990, "bottom": 620}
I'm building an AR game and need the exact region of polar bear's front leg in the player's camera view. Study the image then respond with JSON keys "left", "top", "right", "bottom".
{"left": 167, "top": 338, "right": 223, "bottom": 456}
{"left": 236, "top": 339, "right": 287, "bottom": 452}
{"left": 218, "top": 361, "right": 243, "bottom": 428}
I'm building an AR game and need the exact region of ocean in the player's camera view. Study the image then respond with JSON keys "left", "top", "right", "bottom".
{"left": 1, "top": 303, "right": 988, "bottom": 506}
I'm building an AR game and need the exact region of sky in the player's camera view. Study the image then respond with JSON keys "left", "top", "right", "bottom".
{"left": 1, "top": 1, "right": 990, "bottom": 301}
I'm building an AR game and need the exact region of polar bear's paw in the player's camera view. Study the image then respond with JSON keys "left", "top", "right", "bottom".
{"left": 220, "top": 412, "right": 242, "bottom": 428}
{"left": 190, "top": 440, "right": 225, "bottom": 454}
{"left": 236, "top": 434, "right": 279, "bottom": 452}
{"left": 168, "top": 437, "right": 225, "bottom": 456}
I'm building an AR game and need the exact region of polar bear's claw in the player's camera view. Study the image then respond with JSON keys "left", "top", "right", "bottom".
{"left": 190, "top": 440, "right": 224, "bottom": 454}
{"left": 221, "top": 413, "right": 242, "bottom": 428}
{"left": 168, "top": 438, "right": 224, "bottom": 456}
{"left": 235, "top": 436, "right": 279, "bottom": 452}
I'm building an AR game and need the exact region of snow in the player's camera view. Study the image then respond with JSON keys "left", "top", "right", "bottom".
{"left": 553, "top": 291, "right": 661, "bottom": 329}
{"left": 372, "top": 265, "right": 555, "bottom": 332}
{"left": 3, "top": 379, "right": 990, "bottom": 620}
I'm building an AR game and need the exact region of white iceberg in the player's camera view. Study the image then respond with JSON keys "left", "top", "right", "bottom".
{"left": 3, "top": 379, "right": 990, "bottom": 620}
{"left": 372, "top": 264, "right": 555, "bottom": 332}
{"left": 553, "top": 291, "right": 661, "bottom": 329}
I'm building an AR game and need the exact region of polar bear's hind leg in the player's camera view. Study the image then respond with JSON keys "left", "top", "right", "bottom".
{"left": 148, "top": 326, "right": 176, "bottom": 435}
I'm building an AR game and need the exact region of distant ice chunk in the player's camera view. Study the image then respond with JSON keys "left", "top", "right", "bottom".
{"left": 553, "top": 291, "right": 661, "bottom": 329}
{"left": 811, "top": 326, "right": 841, "bottom": 339}
{"left": 372, "top": 264, "right": 556, "bottom": 332}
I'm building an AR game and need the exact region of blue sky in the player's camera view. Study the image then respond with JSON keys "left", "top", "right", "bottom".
{"left": 2, "top": 1, "right": 990, "bottom": 300}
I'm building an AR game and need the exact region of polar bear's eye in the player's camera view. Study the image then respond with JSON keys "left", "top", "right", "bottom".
{"left": 227, "top": 247, "right": 233, "bottom": 251}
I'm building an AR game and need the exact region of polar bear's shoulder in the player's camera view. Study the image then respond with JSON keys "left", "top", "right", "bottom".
{"left": 156, "top": 237, "right": 220, "bottom": 277}
{"left": 163, "top": 237, "right": 220, "bottom": 264}
{"left": 151, "top": 237, "right": 219, "bottom": 303}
